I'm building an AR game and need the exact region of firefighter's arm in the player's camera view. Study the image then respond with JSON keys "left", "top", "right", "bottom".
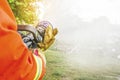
{"left": 0, "top": 0, "right": 45, "bottom": 80}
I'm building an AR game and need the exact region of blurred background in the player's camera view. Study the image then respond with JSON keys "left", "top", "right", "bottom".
{"left": 8, "top": 0, "right": 120, "bottom": 80}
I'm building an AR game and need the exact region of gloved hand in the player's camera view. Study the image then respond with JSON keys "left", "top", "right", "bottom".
{"left": 18, "top": 21, "right": 58, "bottom": 51}
{"left": 37, "top": 21, "right": 58, "bottom": 51}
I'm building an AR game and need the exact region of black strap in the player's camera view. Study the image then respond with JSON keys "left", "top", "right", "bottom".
{"left": 17, "top": 25, "right": 42, "bottom": 43}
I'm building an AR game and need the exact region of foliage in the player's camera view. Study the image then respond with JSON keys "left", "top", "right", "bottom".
{"left": 8, "top": 0, "right": 41, "bottom": 25}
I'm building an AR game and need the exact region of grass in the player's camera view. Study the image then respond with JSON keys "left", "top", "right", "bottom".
{"left": 43, "top": 50, "right": 65, "bottom": 80}
{"left": 43, "top": 50, "right": 120, "bottom": 80}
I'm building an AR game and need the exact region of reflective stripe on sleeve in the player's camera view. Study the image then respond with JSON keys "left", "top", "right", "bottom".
{"left": 33, "top": 54, "right": 43, "bottom": 80}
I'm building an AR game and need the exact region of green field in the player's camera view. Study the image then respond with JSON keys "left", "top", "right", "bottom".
{"left": 43, "top": 50, "right": 120, "bottom": 80}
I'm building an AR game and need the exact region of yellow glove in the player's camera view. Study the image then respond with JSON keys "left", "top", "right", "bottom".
{"left": 38, "top": 25, "right": 58, "bottom": 51}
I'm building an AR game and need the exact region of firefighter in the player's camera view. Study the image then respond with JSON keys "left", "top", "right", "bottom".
{"left": 0, "top": 0, "right": 57, "bottom": 80}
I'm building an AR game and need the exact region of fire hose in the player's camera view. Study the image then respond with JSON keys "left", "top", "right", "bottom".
{"left": 17, "top": 21, "right": 58, "bottom": 51}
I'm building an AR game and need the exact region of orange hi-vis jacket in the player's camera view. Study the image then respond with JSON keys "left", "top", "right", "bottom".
{"left": 0, "top": 0, "right": 45, "bottom": 80}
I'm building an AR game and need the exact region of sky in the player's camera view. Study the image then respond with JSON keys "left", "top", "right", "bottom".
{"left": 74, "top": 0, "right": 120, "bottom": 24}
{"left": 42, "top": 0, "right": 120, "bottom": 24}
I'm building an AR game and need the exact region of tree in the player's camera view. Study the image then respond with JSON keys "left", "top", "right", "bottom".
{"left": 8, "top": 0, "right": 41, "bottom": 25}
